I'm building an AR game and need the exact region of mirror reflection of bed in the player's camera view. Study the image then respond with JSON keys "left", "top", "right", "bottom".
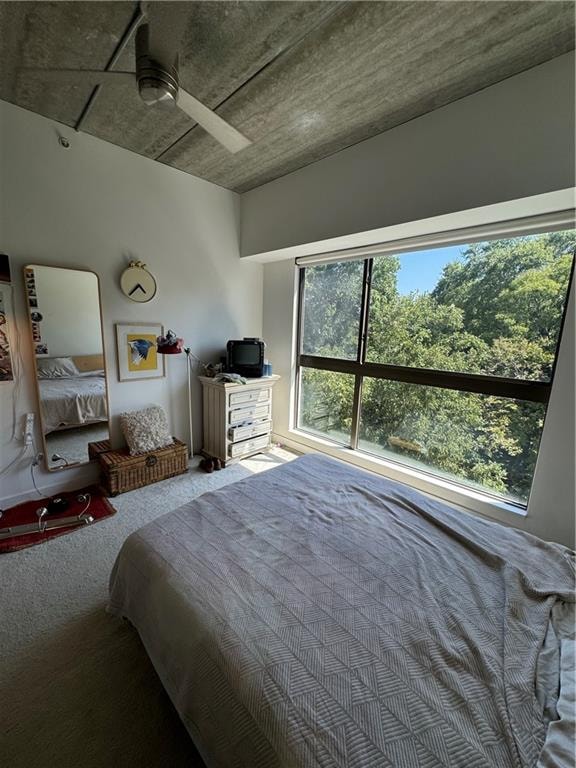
{"left": 41, "top": 353, "right": 109, "bottom": 469}
{"left": 25, "top": 265, "right": 110, "bottom": 472}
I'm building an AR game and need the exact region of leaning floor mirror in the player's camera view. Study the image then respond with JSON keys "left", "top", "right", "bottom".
{"left": 24, "top": 265, "right": 110, "bottom": 471}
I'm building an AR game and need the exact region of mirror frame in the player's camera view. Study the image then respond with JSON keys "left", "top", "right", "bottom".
{"left": 23, "top": 265, "right": 111, "bottom": 472}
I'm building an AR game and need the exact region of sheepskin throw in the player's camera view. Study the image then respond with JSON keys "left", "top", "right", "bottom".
{"left": 120, "top": 405, "right": 173, "bottom": 455}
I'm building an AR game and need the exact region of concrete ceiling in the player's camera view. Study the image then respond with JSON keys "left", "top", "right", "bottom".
{"left": 1, "top": 1, "right": 574, "bottom": 193}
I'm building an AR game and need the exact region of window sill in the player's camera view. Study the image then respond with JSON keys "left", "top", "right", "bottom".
{"left": 279, "top": 428, "right": 529, "bottom": 526}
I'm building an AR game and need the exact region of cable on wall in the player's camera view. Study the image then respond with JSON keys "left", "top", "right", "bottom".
{"left": 8, "top": 282, "right": 26, "bottom": 441}
{"left": 0, "top": 444, "right": 30, "bottom": 477}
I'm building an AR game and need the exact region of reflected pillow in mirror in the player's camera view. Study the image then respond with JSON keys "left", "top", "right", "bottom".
{"left": 120, "top": 405, "right": 173, "bottom": 456}
{"left": 36, "top": 356, "right": 80, "bottom": 379}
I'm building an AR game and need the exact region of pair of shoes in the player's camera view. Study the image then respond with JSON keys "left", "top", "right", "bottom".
{"left": 200, "top": 456, "right": 223, "bottom": 473}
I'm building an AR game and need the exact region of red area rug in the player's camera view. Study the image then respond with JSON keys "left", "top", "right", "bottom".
{"left": 0, "top": 486, "right": 116, "bottom": 554}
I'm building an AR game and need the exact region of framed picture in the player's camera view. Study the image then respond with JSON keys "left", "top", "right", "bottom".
{"left": 115, "top": 322, "right": 164, "bottom": 381}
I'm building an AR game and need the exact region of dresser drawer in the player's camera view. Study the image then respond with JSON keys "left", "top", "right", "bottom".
{"left": 200, "top": 374, "right": 279, "bottom": 464}
{"left": 229, "top": 388, "right": 271, "bottom": 407}
{"left": 228, "top": 403, "right": 270, "bottom": 425}
{"left": 229, "top": 420, "right": 271, "bottom": 443}
{"left": 229, "top": 433, "right": 270, "bottom": 459}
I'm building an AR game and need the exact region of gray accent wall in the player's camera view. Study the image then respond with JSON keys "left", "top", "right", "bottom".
{"left": 241, "top": 54, "right": 576, "bottom": 259}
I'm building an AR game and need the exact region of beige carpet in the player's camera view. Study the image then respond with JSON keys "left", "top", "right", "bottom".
{"left": 0, "top": 448, "right": 296, "bottom": 768}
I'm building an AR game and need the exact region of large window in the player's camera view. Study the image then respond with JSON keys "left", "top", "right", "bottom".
{"left": 296, "top": 229, "right": 574, "bottom": 506}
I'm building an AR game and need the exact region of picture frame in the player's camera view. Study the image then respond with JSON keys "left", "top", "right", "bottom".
{"left": 115, "top": 322, "right": 165, "bottom": 381}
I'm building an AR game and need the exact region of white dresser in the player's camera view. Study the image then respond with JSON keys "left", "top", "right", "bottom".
{"left": 199, "top": 375, "right": 280, "bottom": 465}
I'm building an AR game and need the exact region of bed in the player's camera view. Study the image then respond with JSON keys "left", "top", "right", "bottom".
{"left": 37, "top": 355, "right": 108, "bottom": 434}
{"left": 108, "top": 454, "right": 575, "bottom": 768}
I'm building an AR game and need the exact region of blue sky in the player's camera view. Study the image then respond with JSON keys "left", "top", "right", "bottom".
{"left": 396, "top": 244, "right": 465, "bottom": 295}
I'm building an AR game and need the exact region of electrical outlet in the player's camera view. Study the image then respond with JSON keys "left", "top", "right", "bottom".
{"left": 24, "top": 413, "right": 35, "bottom": 445}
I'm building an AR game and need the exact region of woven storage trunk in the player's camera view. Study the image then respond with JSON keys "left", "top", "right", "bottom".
{"left": 88, "top": 439, "right": 112, "bottom": 461}
{"left": 98, "top": 438, "right": 188, "bottom": 496}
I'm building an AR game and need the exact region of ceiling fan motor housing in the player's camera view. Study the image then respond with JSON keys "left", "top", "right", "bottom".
{"left": 136, "top": 24, "right": 179, "bottom": 108}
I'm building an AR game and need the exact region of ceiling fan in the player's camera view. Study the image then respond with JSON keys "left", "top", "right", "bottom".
{"left": 22, "top": 2, "right": 252, "bottom": 154}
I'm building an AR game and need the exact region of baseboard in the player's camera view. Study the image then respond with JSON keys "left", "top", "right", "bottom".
{"left": 271, "top": 432, "right": 312, "bottom": 457}
{"left": 0, "top": 464, "right": 98, "bottom": 508}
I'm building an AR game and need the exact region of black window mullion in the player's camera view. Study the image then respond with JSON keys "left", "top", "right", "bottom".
{"left": 350, "top": 374, "right": 363, "bottom": 449}
{"left": 548, "top": 251, "right": 575, "bottom": 383}
{"left": 293, "top": 267, "right": 306, "bottom": 430}
{"left": 360, "top": 259, "right": 373, "bottom": 365}
{"left": 355, "top": 259, "right": 372, "bottom": 364}
{"left": 350, "top": 259, "right": 372, "bottom": 448}
{"left": 295, "top": 266, "right": 306, "bottom": 358}
{"left": 298, "top": 354, "right": 551, "bottom": 404}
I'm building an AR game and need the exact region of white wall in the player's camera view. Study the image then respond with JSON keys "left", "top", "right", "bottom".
{"left": 0, "top": 99, "right": 262, "bottom": 505}
{"left": 31, "top": 266, "right": 103, "bottom": 357}
{"left": 242, "top": 53, "right": 575, "bottom": 260}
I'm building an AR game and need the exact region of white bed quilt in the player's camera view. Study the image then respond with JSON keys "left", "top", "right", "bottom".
{"left": 39, "top": 373, "right": 107, "bottom": 433}
{"left": 109, "top": 454, "right": 575, "bottom": 768}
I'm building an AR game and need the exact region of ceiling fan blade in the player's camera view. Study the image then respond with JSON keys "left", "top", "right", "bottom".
{"left": 21, "top": 69, "right": 135, "bottom": 87}
{"left": 177, "top": 89, "right": 252, "bottom": 154}
{"left": 146, "top": 2, "right": 190, "bottom": 68}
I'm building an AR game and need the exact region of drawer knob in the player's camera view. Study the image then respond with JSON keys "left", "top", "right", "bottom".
{"left": 146, "top": 455, "right": 158, "bottom": 468}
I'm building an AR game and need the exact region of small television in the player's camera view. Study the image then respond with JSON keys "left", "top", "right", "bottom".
{"left": 226, "top": 338, "right": 265, "bottom": 378}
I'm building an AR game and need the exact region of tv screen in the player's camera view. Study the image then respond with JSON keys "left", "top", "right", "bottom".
{"left": 233, "top": 344, "right": 261, "bottom": 365}
{"left": 227, "top": 339, "right": 265, "bottom": 377}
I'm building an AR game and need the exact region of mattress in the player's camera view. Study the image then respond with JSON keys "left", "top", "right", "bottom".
{"left": 108, "top": 454, "right": 575, "bottom": 768}
{"left": 39, "top": 373, "right": 107, "bottom": 433}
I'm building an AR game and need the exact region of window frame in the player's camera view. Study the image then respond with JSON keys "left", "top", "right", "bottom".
{"left": 294, "top": 230, "right": 575, "bottom": 508}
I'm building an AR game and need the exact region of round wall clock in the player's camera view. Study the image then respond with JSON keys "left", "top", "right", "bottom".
{"left": 120, "top": 261, "right": 157, "bottom": 303}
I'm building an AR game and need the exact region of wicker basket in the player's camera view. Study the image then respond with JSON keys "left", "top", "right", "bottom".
{"left": 88, "top": 439, "right": 112, "bottom": 461}
{"left": 98, "top": 438, "right": 188, "bottom": 496}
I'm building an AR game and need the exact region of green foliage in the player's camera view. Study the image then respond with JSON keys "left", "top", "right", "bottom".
{"left": 302, "top": 261, "right": 364, "bottom": 359}
{"left": 300, "top": 231, "right": 574, "bottom": 503}
{"left": 433, "top": 232, "right": 575, "bottom": 352}
{"left": 300, "top": 368, "right": 355, "bottom": 442}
